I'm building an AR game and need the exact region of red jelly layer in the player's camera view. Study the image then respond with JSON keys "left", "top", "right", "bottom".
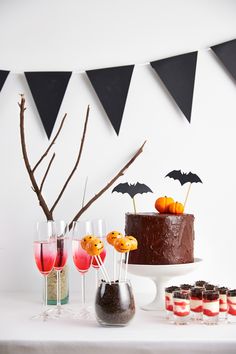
{"left": 228, "top": 306, "right": 236, "bottom": 315}
{"left": 174, "top": 311, "right": 190, "bottom": 317}
{"left": 203, "top": 309, "right": 219, "bottom": 317}
{"left": 174, "top": 301, "right": 188, "bottom": 307}
{"left": 191, "top": 305, "right": 203, "bottom": 313}
{"left": 166, "top": 305, "right": 173, "bottom": 311}
{"left": 227, "top": 299, "right": 236, "bottom": 305}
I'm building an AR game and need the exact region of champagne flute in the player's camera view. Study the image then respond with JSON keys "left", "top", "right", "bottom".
{"left": 51, "top": 221, "right": 70, "bottom": 317}
{"left": 72, "top": 221, "right": 93, "bottom": 319}
{"left": 33, "top": 221, "right": 57, "bottom": 321}
{"left": 92, "top": 219, "right": 107, "bottom": 284}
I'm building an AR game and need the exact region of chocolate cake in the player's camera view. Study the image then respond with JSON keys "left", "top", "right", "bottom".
{"left": 125, "top": 212, "right": 194, "bottom": 265}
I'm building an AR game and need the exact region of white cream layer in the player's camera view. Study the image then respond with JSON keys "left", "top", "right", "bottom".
{"left": 228, "top": 296, "right": 236, "bottom": 311}
{"left": 219, "top": 294, "right": 227, "bottom": 311}
{"left": 203, "top": 301, "right": 219, "bottom": 313}
{"left": 190, "top": 299, "right": 202, "bottom": 310}
{"left": 174, "top": 299, "right": 190, "bottom": 314}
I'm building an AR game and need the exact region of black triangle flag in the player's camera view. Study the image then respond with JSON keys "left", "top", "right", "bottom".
{"left": 0, "top": 70, "right": 10, "bottom": 92}
{"left": 24, "top": 72, "right": 72, "bottom": 139}
{"left": 86, "top": 65, "right": 134, "bottom": 135}
{"left": 211, "top": 39, "right": 236, "bottom": 81}
{"left": 150, "top": 52, "right": 198, "bottom": 123}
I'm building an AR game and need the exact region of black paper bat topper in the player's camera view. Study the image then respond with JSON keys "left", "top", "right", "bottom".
{"left": 165, "top": 170, "right": 202, "bottom": 208}
{"left": 165, "top": 170, "right": 202, "bottom": 186}
{"left": 112, "top": 182, "right": 153, "bottom": 213}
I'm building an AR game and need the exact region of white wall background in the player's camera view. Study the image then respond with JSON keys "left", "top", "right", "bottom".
{"left": 1, "top": 0, "right": 236, "bottom": 301}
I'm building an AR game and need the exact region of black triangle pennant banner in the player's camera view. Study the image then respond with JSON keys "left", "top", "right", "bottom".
{"left": 0, "top": 70, "right": 10, "bottom": 93}
{"left": 86, "top": 65, "right": 134, "bottom": 135}
{"left": 211, "top": 39, "right": 236, "bottom": 81}
{"left": 24, "top": 71, "right": 72, "bottom": 139}
{"left": 150, "top": 52, "right": 198, "bottom": 123}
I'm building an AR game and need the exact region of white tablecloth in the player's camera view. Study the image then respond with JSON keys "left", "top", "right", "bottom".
{"left": 1, "top": 293, "right": 236, "bottom": 354}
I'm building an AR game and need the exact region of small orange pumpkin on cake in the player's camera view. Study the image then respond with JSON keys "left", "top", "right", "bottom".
{"left": 168, "top": 201, "right": 184, "bottom": 215}
{"left": 155, "top": 196, "right": 174, "bottom": 213}
{"left": 155, "top": 196, "right": 184, "bottom": 215}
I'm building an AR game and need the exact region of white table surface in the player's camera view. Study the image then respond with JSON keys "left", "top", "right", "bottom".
{"left": 1, "top": 292, "right": 236, "bottom": 354}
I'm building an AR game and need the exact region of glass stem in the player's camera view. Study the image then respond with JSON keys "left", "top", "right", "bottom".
{"left": 57, "top": 270, "right": 61, "bottom": 310}
{"left": 81, "top": 274, "right": 85, "bottom": 306}
{"left": 44, "top": 275, "right": 48, "bottom": 313}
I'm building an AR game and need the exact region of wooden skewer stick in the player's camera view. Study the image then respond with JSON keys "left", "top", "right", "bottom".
{"left": 184, "top": 183, "right": 192, "bottom": 209}
{"left": 132, "top": 197, "right": 137, "bottom": 214}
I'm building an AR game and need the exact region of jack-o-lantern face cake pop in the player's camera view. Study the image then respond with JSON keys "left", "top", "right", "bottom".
{"left": 81, "top": 235, "right": 95, "bottom": 250}
{"left": 125, "top": 236, "right": 138, "bottom": 251}
{"left": 86, "top": 237, "right": 104, "bottom": 256}
{"left": 114, "top": 237, "right": 131, "bottom": 253}
{"left": 106, "top": 231, "right": 123, "bottom": 246}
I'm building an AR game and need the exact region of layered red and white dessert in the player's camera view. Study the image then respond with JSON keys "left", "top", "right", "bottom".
{"left": 173, "top": 291, "right": 190, "bottom": 324}
{"left": 165, "top": 286, "right": 180, "bottom": 315}
{"left": 203, "top": 290, "right": 219, "bottom": 324}
{"left": 219, "top": 287, "right": 228, "bottom": 313}
{"left": 227, "top": 289, "right": 236, "bottom": 316}
{"left": 190, "top": 287, "right": 203, "bottom": 315}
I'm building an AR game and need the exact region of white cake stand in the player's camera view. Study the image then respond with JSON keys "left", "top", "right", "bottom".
{"left": 127, "top": 258, "right": 203, "bottom": 311}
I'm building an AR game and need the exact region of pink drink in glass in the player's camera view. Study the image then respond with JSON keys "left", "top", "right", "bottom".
{"left": 34, "top": 240, "right": 56, "bottom": 275}
{"left": 54, "top": 237, "right": 68, "bottom": 270}
{"left": 92, "top": 248, "right": 106, "bottom": 268}
{"left": 72, "top": 239, "right": 92, "bottom": 273}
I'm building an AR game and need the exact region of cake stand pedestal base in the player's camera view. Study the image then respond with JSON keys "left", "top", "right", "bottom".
{"left": 127, "top": 258, "right": 203, "bottom": 311}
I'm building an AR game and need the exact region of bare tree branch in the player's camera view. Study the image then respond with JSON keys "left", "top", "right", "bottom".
{"left": 39, "top": 153, "right": 56, "bottom": 192}
{"left": 50, "top": 105, "right": 90, "bottom": 214}
{"left": 19, "top": 95, "right": 53, "bottom": 220}
{"left": 32, "top": 113, "right": 67, "bottom": 172}
{"left": 68, "top": 140, "right": 146, "bottom": 230}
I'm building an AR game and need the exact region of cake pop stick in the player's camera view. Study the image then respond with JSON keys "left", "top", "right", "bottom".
{"left": 97, "top": 254, "right": 111, "bottom": 283}
{"left": 106, "top": 231, "right": 123, "bottom": 280}
{"left": 124, "top": 236, "right": 138, "bottom": 281}
{"left": 94, "top": 255, "right": 109, "bottom": 282}
{"left": 114, "top": 238, "right": 132, "bottom": 282}
{"left": 86, "top": 238, "right": 111, "bottom": 283}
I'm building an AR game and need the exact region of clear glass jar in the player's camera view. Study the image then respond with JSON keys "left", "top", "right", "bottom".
{"left": 95, "top": 280, "right": 135, "bottom": 326}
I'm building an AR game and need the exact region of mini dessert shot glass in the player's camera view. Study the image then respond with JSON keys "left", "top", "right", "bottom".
{"left": 165, "top": 286, "right": 180, "bottom": 320}
{"left": 190, "top": 287, "right": 203, "bottom": 321}
{"left": 195, "top": 280, "right": 208, "bottom": 288}
{"left": 173, "top": 291, "right": 190, "bottom": 325}
{"left": 218, "top": 287, "right": 228, "bottom": 322}
{"left": 203, "top": 290, "right": 219, "bottom": 325}
{"left": 180, "top": 284, "right": 192, "bottom": 294}
{"left": 227, "top": 289, "right": 236, "bottom": 323}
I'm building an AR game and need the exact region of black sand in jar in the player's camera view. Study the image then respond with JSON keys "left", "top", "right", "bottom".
{"left": 95, "top": 280, "right": 135, "bottom": 326}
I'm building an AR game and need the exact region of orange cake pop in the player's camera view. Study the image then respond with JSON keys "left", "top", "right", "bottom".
{"left": 125, "top": 236, "right": 138, "bottom": 251}
{"left": 114, "top": 237, "right": 131, "bottom": 253}
{"left": 81, "top": 235, "right": 95, "bottom": 250}
{"left": 86, "top": 237, "right": 105, "bottom": 256}
{"left": 106, "top": 231, "right": 123, "bottom": 246}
